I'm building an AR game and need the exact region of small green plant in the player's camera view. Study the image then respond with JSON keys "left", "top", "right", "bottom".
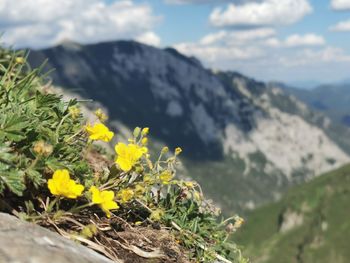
{"left": 0, "top": 47, "right": 247, "bottom": 263}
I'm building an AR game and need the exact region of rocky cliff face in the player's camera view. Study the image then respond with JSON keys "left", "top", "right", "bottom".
{"left": 28, "top": 40, "right": 349, "bottom": 212}
{"left": 0, "top": 213, "right": 113, "bottom": 263}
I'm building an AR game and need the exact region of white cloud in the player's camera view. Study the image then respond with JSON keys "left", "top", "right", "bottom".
{"left": 175, "top": 42, "right": 264, "bottom": 62}
{"left": 164, "top": 0, "right": 231, "bottom": 4}
{"left": 136, "top": 32, "right": 161, "bottom": 47}
{"left": 279, "top": 47, "right": 350, "bottom": 67}
{"left": 0, "top": 0, "right": 161, "bottom": 48}
{"left": 264, "top": 38, "right": 281, "bottom": 47}
{"left": 209, "top": 0, "right": 313, "bottom": 27}
{"left": 263, "top": 34, "right": 325, "bottom": 47}
{"left": 199, "top": 28, "right": 276, "bottom": 45}
{"left": 172, "top": 29, "right": 340, "bottom": 83}
{"left": 331, "top": 0, "right": 350, "bottom": 10}
{"left": 329, "top": 19, "right": 350, "bottom": 31}
{"left": 284, "top": 34, "right": 325, "bottom": 47}
{"left": 174, "top": 28, "right": 276, "bottom": 63}
{"left": 175, "top": 30, "right": 325, "bottom": 66}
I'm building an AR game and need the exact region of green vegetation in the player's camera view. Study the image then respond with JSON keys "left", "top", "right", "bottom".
{"left": 0, "top": 47, "right": 247, "bottom": 262}
{"left": 236, "top": 164, "right": 350, "bottom": 263}
{"left": 184, "top": 156, "right": 289, "bottom": 215}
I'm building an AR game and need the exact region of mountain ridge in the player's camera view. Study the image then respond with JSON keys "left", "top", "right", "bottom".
{"left": 283, "top": 83, "right": 350, "bottom": 128}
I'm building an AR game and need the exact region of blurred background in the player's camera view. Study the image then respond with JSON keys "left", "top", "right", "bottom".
{"left": 1, "top": 0, "right": 349, "bottom": 262}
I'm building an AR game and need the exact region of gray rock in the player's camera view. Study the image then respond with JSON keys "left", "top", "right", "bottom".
{"left": 0, "top": 213, "right": 113, "bottom": 263}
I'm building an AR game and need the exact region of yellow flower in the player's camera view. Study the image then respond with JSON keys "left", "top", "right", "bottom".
{"left": 117, "top": 188, "right": 134, "bottom": 203}
{"left": 94, "top": 108, "right": 108, "bottom": 122}
{"left": 159, "top": 171, "right": 174, "bottom": 185}
{"left": 175, "top": 147, "right": 182, "bottom": 155}
{"left": 48, "top": 169, "right": 84, "bottom": 199}
{"left": 115, "top": 143, "right": 147, "bottom": 172}
{"left": 90, "top": 186, "right": 119, "bottom": 218}
{"left": 85, "top": 123, "right": 114, "bottom": 142}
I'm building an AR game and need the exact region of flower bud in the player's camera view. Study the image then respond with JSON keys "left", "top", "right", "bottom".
{"left": 161, "top": 146, "right": 169, "bottom": 154}
{"left": 33, "top": 141, "right": 53, "bottom": 157}
{"left": 175, "top": 147, "right": 182, "bottom": 155}
{"left": 94, "top": 108, "right": 108, "bottom": 122}
{"left": 15, "top": 57, "right": 25, "bottom": 64}
{"left": 133, "top": 127, "right": 141, "bottom": 138}
{"left": 141, "top": 127, "right": 150, "bottom": 136}
{"left": 141, "top": 137, "right": 148, "bottom": 145}
{"left": 234, "top": 217, "right": 245, "bottom": 229}
{"left": 68, "top": 106, "right": 81, "bottom": 119}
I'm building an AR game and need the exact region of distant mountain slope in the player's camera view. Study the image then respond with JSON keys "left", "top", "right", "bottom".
{"left": 236, "top": 164, "right": 350, "bottom": 263}
{"left": 284, "top": 83, "right": 350, "bottom": 128}
{"left": 27, "top": 40, "right": 349, "bottom": 212}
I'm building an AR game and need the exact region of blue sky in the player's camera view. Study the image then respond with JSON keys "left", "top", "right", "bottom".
{"left": 147, "top": 0, "right": 346, "bottom": 45}
{"left": 1, "top": 0, "right": 350, "bottom": 85}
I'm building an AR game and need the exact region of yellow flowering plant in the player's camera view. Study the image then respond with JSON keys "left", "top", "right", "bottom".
{"left": 0, "top": 48, "right": 246, "bottom": 263}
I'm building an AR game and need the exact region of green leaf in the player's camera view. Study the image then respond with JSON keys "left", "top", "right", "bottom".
{"left": 0, "top": 144, "right": 15, "bottom": 163}
{"left": 0, "top": 130, "right": 26, "bottom": 142}
{"left": 26, "top": 169, "right": 45, "bottom": 188}
{"left": 1, "top": 169, "right": 26, "bottom": 196}
{"left": 45, "top": 158, "right": 65, "bottom": 171}
{"left": 0, "top": 113, "right": 30, "bottom": 142}
{"left": 1, "top": 114, "right": 30, "bottom": 131}
{"left": 0, "top": 162, "right": 10, "bottom": 171}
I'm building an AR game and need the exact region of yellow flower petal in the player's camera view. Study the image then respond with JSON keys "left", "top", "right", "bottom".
{"left": 116, "top": 157, "right": 133, "bottom": 172}
{"left": 90, "top": 186, "right": 119, "bottom": 217}
{"left": 48, "top": 170, "right": 84, "bottom": 199}
{"left": 52, "top": 169, "right": 70, "bottom": 182}
{"left": 102, "top": 200, "right": 119, "bottom": 211}
{"left": 100, "top": 190, "right": 115, "bottom": 201}
{"left": 47, "top": 179, "right": 58, "bottom": 195}
{"left": 115, "top": 142, "right": 127, "bottom": 156}
{"left": 115, "top": 143, "right": 146, "bottom": 172}
{"left": 86, "top": 123, "right": 114, "bottom": 142}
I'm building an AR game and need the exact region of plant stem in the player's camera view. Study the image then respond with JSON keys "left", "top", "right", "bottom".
{"left": 55, "top": 113, "right": 71, "bottom": 143}
{"left": 68, "top": 202, "right": 93, "bottom": 214}
{"left": 47, "top": 196, "right": 60, "bottom": 212}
